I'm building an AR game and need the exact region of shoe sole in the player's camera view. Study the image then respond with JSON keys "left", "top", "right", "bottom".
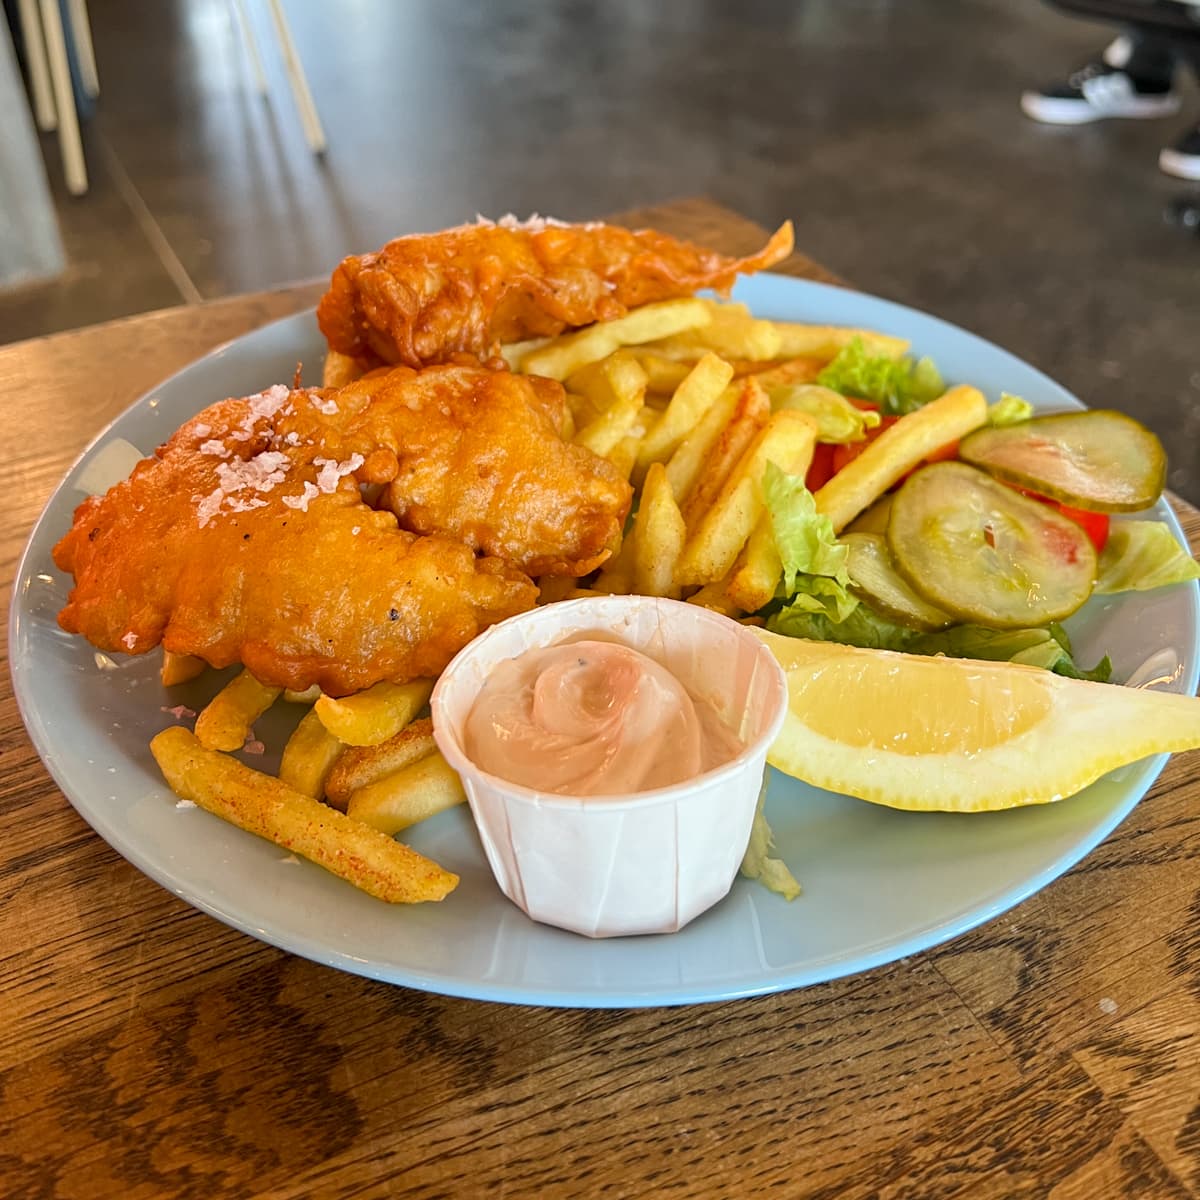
{"left": 1020, "top": 91, "right": 1181, "bottom": 125}
{"left": 1159, "top": 149, "right": 1200, "bottom": 181}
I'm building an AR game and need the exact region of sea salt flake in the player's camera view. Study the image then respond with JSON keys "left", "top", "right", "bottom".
{"left": 199, "top": 439, "right": 231, "bottom": 458}
{"left": 313, "top": 453, "right": 365, "bottom": 493}
{"left": 243, "top": 738, "right": 265, "bottom": 756}
{"left": 310, "top": 395, "right": 339, "bottom": 415}
{"left": 280, "top": 853, "right": 300, "bottom": 865}
{"left": 160, "top": 704, "right": 197, "bottom": 721}
{"left": 282, "top": 481, "right": 320, "bottom": 511}
{"left": 226, "top": 496, "right": 269, "bottom": 514}
{"left": 192, "top": 423, "right": 211, "bottom": 438}
{"left": 175, "top": 799, "right": 197, "bottom": 809}
{"left": 121, "top": 632, "right": 137, "bottom": 650}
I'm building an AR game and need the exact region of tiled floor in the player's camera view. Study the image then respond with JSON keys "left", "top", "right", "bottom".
{"left": 3, "top": 0, "right": 1198, "bottom": 501}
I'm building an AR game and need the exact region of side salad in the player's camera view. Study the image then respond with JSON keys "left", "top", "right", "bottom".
{"left": 757, "top": 338, "right": 1200, "bottom": 681}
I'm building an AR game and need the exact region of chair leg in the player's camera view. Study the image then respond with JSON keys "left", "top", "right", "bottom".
{"left": 37, "top": 0, "right": 87, "bottom": 194}
{"left": 265, "top": 0, "right": 326, "bottom": 154}
{"left": 16, "top": 0, "right": 57, "bottom": 131}
{"left": 67, "top": 0, "right": 100, "bottom": 98}
{"left": 231, "top": 0, "right": 268, "bottom": 96}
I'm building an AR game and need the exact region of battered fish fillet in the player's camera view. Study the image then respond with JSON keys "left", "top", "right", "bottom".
{"left": 317, "top": 216, "right": 794, "bottom": 371}
{"left": 54, "top": 366, "right": 630, "bottom": 695}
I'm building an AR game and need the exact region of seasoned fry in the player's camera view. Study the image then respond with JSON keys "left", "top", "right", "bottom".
{"left": 195, "top": 670, "right": 282, "bottom": 752}
{"left": 347, "top": 751, "right": 467, "bottom": 836}
{"left": 770, "top": 323, "right": 910, "bottom": 362}
{"left": 675, "top": 409, "right": 819, "bottom": 587}
{"left": 685, "top": 578, "right": 741, "bottom": 616}
{"left": 749, "top": 356, "right": 827, "bottom": 393}
{"left": 314, "top": 679, "right": 434, "bottom": 747}
{"left": 325, "top": 717, "right": 439, "bottom": 810}
{"left": 814, "top": 385, "right": 988, "bottom": 533}
{"left": 633, "top": 464, "right": 687, "bottom": 599}
{"left": 161, "top": 650, "right": 205, "bottom": 687}
{"left": 679, "top": 379, "right": 771, "bottom": 529}
{"left": 150, "top": 727, "right": 457, "bottom": 902}
{"left": 279, "top": 708, "right": 345, "bottom": 800}
{"left": 518, "top": 298, "right": 710, "bottom": 381}
{"left": 727, "top": 516, "right": 783, "bottom": 614}
{"left": 635, "top": 352, "right": 735, "bottom": 478}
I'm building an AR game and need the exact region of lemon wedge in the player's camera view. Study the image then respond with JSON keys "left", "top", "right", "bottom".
{"left": 754, "top": 629, "right": 1200, "bottom": 812}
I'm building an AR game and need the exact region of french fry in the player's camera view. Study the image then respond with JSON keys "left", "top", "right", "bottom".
{"left": 633, "top": 463, "right": 687, "bottom": 599}
{"left": 519, "top": 298, "right": 710, "bottom": 381}
{"left": 573, "top": 361, "right": 647, "bottom": 458}
{"left": 749, "top": 356, "right": 827, "bottom": 394}
{"left": 322, "top": 350, "right": 365, "bottom": 388}
{"left": 675, "top": 409, "right": 819, "bottom": 587}
{"left": 769, "top": 323, "right": 910, "bottom": 362}
{"left": 566, "top": 350, "right": 647, "bottom": 419}
{"left": 347, "top": 751, "right": 467, "bottom": 836}
{"left": 161, "top": 650, "right": 205, "bottom": 687}
{"left": 279, "top": 708, "right": 345, "bottom": 800}
{"left": 314, "top": 678, "right": 434, "bottom": 747}
{"left": 678, "top": 379, "right": 770, "bottom": 529}
{"left": 685, "top": 578, "right": 741, "bottom": 616}
{"left": 726, "top": 516, "right": 783, "bottom": 614}
{"left": 631, "top": 350, "right": 693, "bottom": 395}
{"left": 195, "top": 670, "right": 282, "bottom": 752}
{"left": 150, "top": 727, "right": 457, "bottom": 902}
{"left": 649, "top": 300, "right": 783, "bottom": 362}
{"left": 635, "top": 352, "right": 735, "bottom": 479}
{"left": 814, "top": 385, "right": 988, "bottom": 533}
{"left": 607, "top": 434, "right": 642, "bottom": 480}
{"left": 662, "top": 384, "right": 739, "bottom": 503}
{"left": 325, "top": 717, "right": 438, "bottom": 810}
{"left": 593, "top": 533, "right": 637, "bottom": 595}
{"left": 499, "top": 335, "right": 550, "bottom": 371}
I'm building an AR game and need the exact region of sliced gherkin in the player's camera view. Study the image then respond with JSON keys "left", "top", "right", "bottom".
{"left": 842, "top": 533, "right": 954, "bottom": 632}
{"left": 887, "top": 462, "right": 1097, "bottom": 628}
{"left": 958, "top": 410, "right": 1165, "bottom": 512}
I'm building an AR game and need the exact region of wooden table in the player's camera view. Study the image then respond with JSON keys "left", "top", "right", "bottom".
{"left": 3, "top": 199, "right": 1199, "bottom": 1199}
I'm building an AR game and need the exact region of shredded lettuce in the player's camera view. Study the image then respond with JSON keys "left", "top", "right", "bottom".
{"left": 760, "top": 462, "right": 850, "bottom": 594}
{"left": 740, "top": 784, "right": 801, "bottom": 900}
{"left": 1094, "top": 521, "right": 1200, "bottom": 594}
{"left": 768, "top": 383, "right": 881, "bottom": 443}
{"left": 816, "top": 336, "right": 944, "bottom": 416}
{"left": 987, "top": 393, "right": 1034, "bottom": 426}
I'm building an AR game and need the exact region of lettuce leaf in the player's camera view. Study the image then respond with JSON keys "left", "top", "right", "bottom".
{"left": 1094, "top": 521, "right": 1200, "bottom": 594}
{"left": 766, "top": 603, "right": 1111, "bottom": 680}
{"left": 987, "top": 393, "right": 1034, "bottom": 426}
{"left": 760, "top": 462, "right": 851, "bottom": 593}
{"left": 769, "top": 383, "right": 881, "bottom": 443}
{"left": 816, "top": 336, "right": 944, "bottom": 416}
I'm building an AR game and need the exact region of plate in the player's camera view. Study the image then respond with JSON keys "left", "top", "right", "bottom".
{"left": 11, "top": 274, "right": 1199, "bottom": 1008}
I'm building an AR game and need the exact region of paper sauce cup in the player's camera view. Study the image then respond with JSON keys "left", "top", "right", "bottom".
{"left": 431, "top": 595, "right": 788, "bottom": 938}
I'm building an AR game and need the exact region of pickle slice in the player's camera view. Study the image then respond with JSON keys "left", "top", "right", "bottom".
{"left": 958, "top": 411, "right": 1166, "bottom": 512}
{"left": 842, "top": 533, "right": 954, "bottom": 632}
{"left": 845, "top": 494, "right": 893, "bottom": 535}
{"left": 887, "top": 461, "right": 1097, "bottom": 628}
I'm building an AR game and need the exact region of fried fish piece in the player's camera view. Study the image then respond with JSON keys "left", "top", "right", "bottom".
{"left": 316, "top": 216, "right": 794, "bottom": 372}
{"left": 54, "top": 365, "right": 629, "bottom": 695}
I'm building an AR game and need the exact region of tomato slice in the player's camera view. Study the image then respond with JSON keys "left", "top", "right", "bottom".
{"left": 1008, "top": 485, "right": 1110, "bottom": 553}
{"left": 805, "top": 442, "right": 837, "bottom": 491}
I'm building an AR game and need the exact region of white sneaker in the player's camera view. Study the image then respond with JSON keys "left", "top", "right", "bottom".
{"left": 1021, "top": 61, "right": 1181, "bottom": 126}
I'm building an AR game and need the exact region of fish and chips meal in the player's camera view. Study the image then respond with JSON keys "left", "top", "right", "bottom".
{"left": 51, "top": 215, "right": 1200, "bottom": 918}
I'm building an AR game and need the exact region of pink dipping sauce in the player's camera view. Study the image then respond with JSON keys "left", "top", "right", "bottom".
{"left": 463, "top": 638, "right": 745, "bottom": 796}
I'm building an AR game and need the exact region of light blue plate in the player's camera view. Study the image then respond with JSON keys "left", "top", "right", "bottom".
{"left": 10, "top": 274, "right": 1199, "bottom": 1008}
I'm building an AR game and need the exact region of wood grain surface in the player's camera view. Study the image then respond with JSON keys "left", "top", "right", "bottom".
{"left": 2, "top": 199, "right": 1199, "bottom": 1200}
